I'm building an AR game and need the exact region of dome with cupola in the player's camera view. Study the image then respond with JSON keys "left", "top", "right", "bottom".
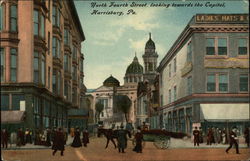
{"left": 125, "top": 55, "right": 143, "bottom": 75}
{"left": 103, "top": 75, "right": 120, "bottom": 87}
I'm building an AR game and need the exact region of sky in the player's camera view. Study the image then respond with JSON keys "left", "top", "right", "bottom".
{"left": 74, "top": 0, "right": 248, "bottom": 89}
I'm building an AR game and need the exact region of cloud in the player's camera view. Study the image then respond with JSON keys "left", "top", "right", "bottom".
{"left": 90, "top": 27, "right": 125, "bottom": 46}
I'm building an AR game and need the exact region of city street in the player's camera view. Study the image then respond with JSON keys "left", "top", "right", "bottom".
{"left": 2, "top": 137, "right": 250, "bottom": 161}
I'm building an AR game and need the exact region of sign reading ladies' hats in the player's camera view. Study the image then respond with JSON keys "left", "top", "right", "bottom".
{"left": 196, "top": 14, "right": 249, "bottom": 23}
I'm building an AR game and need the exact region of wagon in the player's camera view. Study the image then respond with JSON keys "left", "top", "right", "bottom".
{"left": 132, "top": 129, "right": 187, "bottom": 149}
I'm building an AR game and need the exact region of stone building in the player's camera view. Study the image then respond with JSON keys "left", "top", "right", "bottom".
{"left": 157, "top": 14, "right": 249, "bottom": 135}
{"left": 0, "top": 0, "right": 86, "bottom": 131}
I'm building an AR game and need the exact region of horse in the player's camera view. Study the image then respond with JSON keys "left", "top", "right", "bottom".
{"left": 97, "top": 128, "right": 117, "bottom": 149}
{"left": 97, "top": 128, "right": 132, "bottom": 149}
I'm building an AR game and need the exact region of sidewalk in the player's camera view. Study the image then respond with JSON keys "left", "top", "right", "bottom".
{"left": 169, "top": 138, "right": 249, "bottom": 149}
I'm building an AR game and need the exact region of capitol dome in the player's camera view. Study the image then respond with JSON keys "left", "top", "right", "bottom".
{"left": 103, "top": 75, "right": 120, "bottom": 87}
{"left": 125, "top": 56, "right": 143, "bottom": 75}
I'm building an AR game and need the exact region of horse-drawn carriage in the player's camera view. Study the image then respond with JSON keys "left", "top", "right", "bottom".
{"left": 98, "top": 127, "right": 187, "bottom": 149}
{"left": 133, "top": 129, "right": 187, "bottom": 149}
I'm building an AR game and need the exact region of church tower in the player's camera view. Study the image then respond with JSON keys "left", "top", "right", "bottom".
{"left": 143, "top": 33, "right": 158, "bottom": 83}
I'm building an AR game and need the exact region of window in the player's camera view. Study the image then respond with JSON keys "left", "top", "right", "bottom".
{"left": 73, "top": 66, "right": 77, "bottom": 80}
{"left": 73, "top": 46, "right": 77, "bottom": 60}
{"left": 33, "top": 51, "right": 39, "bottom": 83}
{"left": 10, "top": 5, "right": 17, "bottom": 32}
{"left": 206, "top": 38, "right": 227, "bottom": 56}
{"left": 41, "top": 14, "right": 45, "bottom": 38}
{"left": 238, "top": 38, "right": 248, "bottom": 55}
{"left": 1, "top": 48, "right": 4, "bottom": 82}
{"left": 64, "top": 54, "right": 69, "bottom": 72}
{"left": 206, "top": 38, "right": 215, "bottom": 55}
{"left": 187, "top": 76, "right": 192, "bottom": 95}
{"left": 0, "top": 4, "right": 4, "bottom": 30}
{"left": 33, "top": 52, "right": 45, "bottom": 85}
{"left": 173, "top": 58, "right": 177, "bottom": 73}
{"left": 207, "top": 73, "right": 228, "bottom": 92}
{"left": 218, "top": 38, "right": 227, "bottom": 55}
{"left": 168, "top": 89, "right": 171, "bottom": 103}
{"left": 57, "top": 71, "right": 61, "bottom": 95}
{"left": 12, "top": 94, "right": 25, "bottom": 110}
{"left": 52, "top": 37, "right": 61, "bottom": 58}
{"left": 239, "top": 74, "right": 249, "bottom": 92}
{"left": 33, "top": 10, "right": 39, "bottom": 35}
{"left": 33, "top": 96, "right": 41, "bottom": 128}
{"left": 10, "top": 48, "right": 17, "bottom": 82}
{"left": 41, "top": 55, "right": 45, "bottom": 85}
{"left": 168, "top": 64, "right": 171, "bottom": 77}
{"left": 72, "top": 88, "right": 77, "bottom": 104}
{"left": 187, "top": 42, "right": 192, "bottom": 62}
{"left": 1, "top": 94, "right": 9, "bottom": 110}
{"left": 52, "top": 70, "right": 56, "bottom": 93}
{"left": 207, "top": 74, "right": 215, "bottom": 92}
{"left": 64, "top": 29, "right": 69, "bottom": 45}
{"left": 52, "top": 6, "right": 60, "bottom": 27}
{"left": 64, "top": 80, "right": 68, "bottom": 100}
{"left": 173, "top": 86, "right": 177, "bottom": 101}
{"left": 219, "top": 74, "right": 228, "bottom": 92}
{"left": 80, "top": 59, "right": 83, "bottom": 72}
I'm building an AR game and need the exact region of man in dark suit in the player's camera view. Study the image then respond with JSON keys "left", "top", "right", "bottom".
{"left": 226, "top": 127, "right": 240, "bottom": 154}
{"left": 133, "top": 127, "right": 143, "bottom": 153}
{"left": 52, "top": 128, "right": 65, "bottom": 156}
{"left": 1, "top": 129, "right": 9, "bottom": 148}
{"left": 193, "top": 126, "right": 200, "bottom": 146}
{"left": 117, "top": 125, "right": 131, "bottom": 153}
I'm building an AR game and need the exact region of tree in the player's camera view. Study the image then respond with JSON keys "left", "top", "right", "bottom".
{"left": 115, "top": 95, "right": 131, "bottom": 122}
{"left": 95, "top": 101, "right": 104, "bottom": 122}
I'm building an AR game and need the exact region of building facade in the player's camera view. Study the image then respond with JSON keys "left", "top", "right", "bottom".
{"left": 157, "top": 14, "right": 249, "bottom": 135}
{"left": 0, "top": 0, "right": 86, "bottom": 132}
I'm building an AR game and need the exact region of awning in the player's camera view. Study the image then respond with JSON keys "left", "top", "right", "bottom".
{"left": 1, "top": 111, "right": 25, "bottom": 124}
{"left": 200, "top": 104, "right": 249, "bottom": 121}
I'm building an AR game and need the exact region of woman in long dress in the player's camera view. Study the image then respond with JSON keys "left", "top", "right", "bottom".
{"left": 71, "top": 128, "right": 82, "bottom": 147}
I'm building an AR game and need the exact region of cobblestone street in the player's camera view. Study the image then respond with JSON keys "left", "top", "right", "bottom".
{"left": 2, "top": 137, "right": 250, "bottom": 161}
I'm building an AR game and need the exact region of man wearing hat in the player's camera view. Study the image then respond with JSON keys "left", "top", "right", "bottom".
{"left": 117, "top": 124, "right": 130, "bottom": 153}
{"left": 226, "top": 127, "right": 240, "bottom": 154}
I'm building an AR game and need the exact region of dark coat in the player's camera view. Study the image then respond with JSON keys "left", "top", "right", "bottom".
{"left": 193, "top": 130, "right": 200, "bottom": 140}
{"left": 117, "top": 129, "right": 128, "bottom": 149}
{"left": 1, "top": 130, "right": 8, "bottom": 143}
{"left": 133, "top": 132, "right": 143, "bottom": 152}
{"left": 82, "top": 131, "right": 89, "bottom": 144}
{"left": 52, "top": 131, "right": 65, "bottom": 151}
{"left": 229, "top": 131, "right": 237, "bottom": 143}
{"left": 71, "top": 131, "right": 82, "bottom": 147}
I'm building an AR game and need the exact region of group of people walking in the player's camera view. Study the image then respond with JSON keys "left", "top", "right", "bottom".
{"left": 193, "top": 126, "right": 250, "bottom": 154}
{"left": 71, "top": 128, "right": 89, "bottom": 148}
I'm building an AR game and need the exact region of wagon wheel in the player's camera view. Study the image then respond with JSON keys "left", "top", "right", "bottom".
{"left": 132, "top": 138, "right": 146, "bottom": 148}
{"left": 153, "top": 136, "right": 170, "bottom": 149}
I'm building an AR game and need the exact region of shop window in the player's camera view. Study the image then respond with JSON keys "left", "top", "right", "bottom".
{"left": 1, "top": 94, "right": 9, "bottom": 110}
{"left": 12, "top": 94, "right": 25, "bottom": 110}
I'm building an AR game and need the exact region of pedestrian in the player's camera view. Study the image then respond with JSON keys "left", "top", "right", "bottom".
{"left": 222, "top": 128, "right": 226, "bottom": 144}
{"left": 17, "top": 128, "right": 25, "bottom": 146}
{"left": 71, "top": 128, "right": 82, "bottom": 147}
{"left": 82, "top": 129, "right": 89, "bottom": 147}
{"left": 1, "top": 129, "right": 9, "bottom": 149}
{"left": 52, "top": 128, "right": 65, "bottom": 156}
{"left": 226, "top": 127, "right": 240, "bottom": 154}
{"left": 199, "top": 127, "right": 203, "bottom": 143}
{"left": 244, "top": 127, "right": 249, "bottom": 147}
{"left": 211, "top": 127, "right": 215, "bottom": 144}
{"left": 70, "top": 127, "right": 75, "bottom": 138}
{"left": 117, "top": 124, "right": 130, "bottom": 153}
{"left": 207, "top": 128, "right": 213, "bottom": 145}
{"left": 214, "top": 127, "right": 219, "bottom": 144}
{"left": 45, "top": 128, "right": 52, "bottom": 146}
{"left": 24, "top": 128, "right": 30, "bottom": 144}
{"left": 193, "top": 127, "right": 200, "bottom": 146}
{"left": 10, "top": 131, "right": 17, "bottom": 148}
{"left": 218, "top": 128, "right": 222, "bottom": 144}
{"left": 133, "top": 127, "right": 143, "bottom": 153}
